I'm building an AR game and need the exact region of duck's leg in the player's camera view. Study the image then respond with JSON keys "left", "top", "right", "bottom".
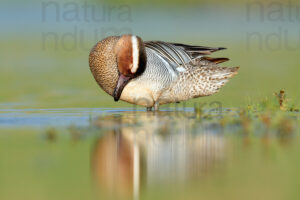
{"left": 146, "top": 107, "right": 152, "bottom": 111}
{"left": 154, "top": 101, "right": 159, "bottom": 111}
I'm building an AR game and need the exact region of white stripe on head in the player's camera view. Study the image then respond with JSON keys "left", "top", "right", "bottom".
{"left": 131, "top": 35, "right": 139, "bottom": 73}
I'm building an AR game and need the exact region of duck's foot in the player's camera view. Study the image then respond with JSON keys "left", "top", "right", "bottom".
{"left": 146, "top": 102, "right": 159, "bottom": 112}
{"left": 154, "top": 102, "right": 159, "bottom": 111}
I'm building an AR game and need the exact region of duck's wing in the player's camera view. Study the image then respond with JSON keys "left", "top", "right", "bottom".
{"left": 144, "top": 41, "right": 239, "bottom": 104}
{"left": 144, "top": 41, "right": 227, "bottom": 70}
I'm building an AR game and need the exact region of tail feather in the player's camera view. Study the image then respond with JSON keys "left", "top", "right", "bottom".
{"left": 202, "top": 57, "right": 230, "bottom": 64}
{"left": 190, "top": 66, "right": 239, "bottom": 98}
{"left": 207, "top": 67, "right": 239, "bottom": 93}
{"left": 210, "top": 66, "right": 239, "bottom": 80}
{"left": 160, "top": 66, "right": 239, "bottom": 103}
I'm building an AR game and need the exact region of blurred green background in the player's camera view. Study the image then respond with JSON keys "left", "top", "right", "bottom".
{"left": 1, "top": 0, "right": 299, "bottom": 108}
{"left": 1, "top": 1, "right": 300, "bottom": 200}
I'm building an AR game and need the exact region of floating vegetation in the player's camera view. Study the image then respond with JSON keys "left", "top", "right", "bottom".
{"left": 277, "top": 117, "right": 294, "bottom": 145}
{"left": 274, "top": 90, "right": 287, "bottom": 111}
{"left": 68, "top": 125, "right": 82, "bottom": 143}
{"left": 45, "top": 128, "right": 57, "bottom": 142}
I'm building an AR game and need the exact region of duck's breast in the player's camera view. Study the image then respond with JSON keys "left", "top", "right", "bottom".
{"left": 120, "top": 48, "right": 176, "bottom": 106}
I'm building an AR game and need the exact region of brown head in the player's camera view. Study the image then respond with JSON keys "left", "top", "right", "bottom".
{"left": 113, "top": 35, "right": 147, "bottom": 101}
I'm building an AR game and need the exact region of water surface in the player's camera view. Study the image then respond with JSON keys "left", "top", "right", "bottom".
{"left": 0, "top": 108, "right": 299, "bottom": 200}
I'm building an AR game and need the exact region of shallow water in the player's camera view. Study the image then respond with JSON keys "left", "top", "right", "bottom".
{"left": 0, "top": 108, "right": 299, "bottom": 200}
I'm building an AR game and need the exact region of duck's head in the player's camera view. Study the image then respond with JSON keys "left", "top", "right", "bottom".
{"left": 113, "top": 35, "right": 147, "bottom": 101}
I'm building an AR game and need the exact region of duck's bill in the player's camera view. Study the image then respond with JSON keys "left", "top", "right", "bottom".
{"left": 113, "top": 74, "right": 131, "bottom": 101}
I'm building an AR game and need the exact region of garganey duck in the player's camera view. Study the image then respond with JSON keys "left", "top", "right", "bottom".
{"left": 89, "top": 35, "right": 239, "bottom": 111}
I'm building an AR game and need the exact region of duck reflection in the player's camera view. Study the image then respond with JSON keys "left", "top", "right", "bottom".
{"left": 91, "top": 112, "right": 226, "bottom": 200}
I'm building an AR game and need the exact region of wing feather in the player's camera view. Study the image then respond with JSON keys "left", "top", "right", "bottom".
{"left": 145, "top": 41, "right": 228, "bottom": 69}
